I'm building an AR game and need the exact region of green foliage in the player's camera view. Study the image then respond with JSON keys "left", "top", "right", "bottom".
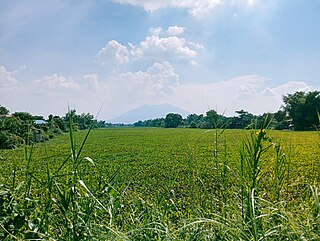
{"left": 0, "top": 105, "right": 9, "bottom": 116}
{"left": 132, "top": 90, "right": 319, "bottom": 131}
{"left": 12, "top": 112, "right": 35, "bottom": 121}
{"left": 0, "top": 131, "right": 23, "bottom": 149}
{"left": 136, "top": 108, "right": 289, "bottom": 130}
{"left": 165, "top": 113, "right": 182, "bottom": 128}
{"left": 283, "top": 91, "right": 320, "bottom": 130}
{"left": 134, "top": 118, "right": 165, "bottom": 127}
{"left": 0, "top": 116, "right": 23, "bottom": 135}
{"left": 0, "top": 105, "right": 103, "bottom": 150}
{"left": 205, "top": 109, "right": 219, "bottom": 128}
{"left": 240, "top": 127, "right": 273, "bottom": 240}
{"left": 77, "top": 113, "right": 98, "bottom": 130}
{"left": 235, "top": 109, "right": 255, "bottom": 129}
{"left": 0, "top": 116, "right": 25, "bottom": 149}
{"left": 48, "top": 114, "right": 68, "bottom": 132}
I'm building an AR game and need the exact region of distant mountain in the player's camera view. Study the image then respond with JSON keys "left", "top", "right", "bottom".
{"left": 109, "top": 103, "right": 190, "bottom": 124}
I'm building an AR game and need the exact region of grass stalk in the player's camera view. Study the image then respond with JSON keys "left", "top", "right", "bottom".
{"left": 239, "top": 117, "right": 273, "bottom": 240}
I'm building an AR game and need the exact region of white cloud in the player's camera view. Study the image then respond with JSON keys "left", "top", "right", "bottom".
{"left": 148, "top": 61, "right": 179, "bottom": 86}
{"left": 247, "top": 0, "right": 257, "bottom": 6}
{"left": 96, "top": 40, "right": 130, "bottom": 66}
{"left": 167, "top": 75, "right": 314, "bottom": 116}
{"left": 262, "top": 81, "right": 312, "bottom": 96}
{"left": 0, "top": 65, "right": 18, "bottom": 89}
{"left": 83, "top": 74, "right": 100, "bottom": 90}
{"left": 113, "top": 0, "right": 223, "bottom": 17}
{"left": 97, "top": 30, "right": 203, "bottom": 66}
{"left": 112, "top": 0, "right": 262, "bottom": 16}
{"left": 1, "top": 62, "right": 178, "bottom": 120}
{"left": 34, "top": 74, "right": 80, "bottom": 93}
{"left": 149, "top": 27, "right": 163, "bottom": 36}
{"left": 134, "top": 35, "right": 198, "bottom": 59}
{"left": 167, "top": 25, "right": 185, "bottom": 36}
{"left": 188, "top": 42, "right": 205, "bottom": 50}
{"left": 114, "top": 61, "right": 179, "bottom": 97}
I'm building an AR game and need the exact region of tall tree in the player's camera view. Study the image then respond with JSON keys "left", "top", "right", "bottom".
{"left": 283, "top": 91, "right": 320, "bottom": 130}
{"left": 230, "top": 110, "right": 255, "bottom": 129}
{"left": 164, "top": 113, "right": 182, "bottom": 128}
{"left": 205, "top": 109, "right": 219, "bottom": 128}
{"left": 77, "top": 113, "right": 97, "bottom": 130}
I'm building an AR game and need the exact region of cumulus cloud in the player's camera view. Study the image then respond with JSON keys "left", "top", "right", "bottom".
{"left": 34, "top": 74, "right": 80, "bottom": 93}
{"left": 83, "top": 74, "right": 100, "bottom": 90}
{"left": 134, "top": 35, "right": 198, "bottom": 59}
{"left": 148, "top": 27, "right": 163, "bottom": 36}
{"left": 114, "top": 61, "right": 179, "bottom": 97}
{"left": 167, "top": 25, "right": 185, "bottom": 36}
{"left": 168, "top": 75, "right": 314, "bottom": 116}
{"left": 96, "top": 40, "right": 130, "bottom": 65}
{"left": 113, "top": 0, "right": 260, "bottom": 16}
{"left": 113, "top": 0, "right": 223, "bottom": 16}
{"left": 262, "top": 81, "right": 312, "bottom": 96}
{"left": 147, "top": 61, "right": 179, "bottom": 87}
{"left": 0, "top": 65, "right": 18, "bottom": 89}
{"left": 97, "top": 27, "right": 203, "bottom": 66}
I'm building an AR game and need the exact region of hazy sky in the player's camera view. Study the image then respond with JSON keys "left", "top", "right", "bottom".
{"left": 1, "top": 0, "right": 319, "bottom": 120}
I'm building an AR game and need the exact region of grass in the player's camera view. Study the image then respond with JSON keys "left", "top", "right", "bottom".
{"left": 0, "top": 123, "right": 319, "bottom": 240}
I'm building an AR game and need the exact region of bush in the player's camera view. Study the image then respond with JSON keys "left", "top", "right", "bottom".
{"left": 0, "top": 131, "right": 23, "bottom": 149}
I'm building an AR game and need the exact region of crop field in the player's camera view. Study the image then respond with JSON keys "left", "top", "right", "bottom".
{"left": 0, "top": 127, "right": 319, "bottom": 240}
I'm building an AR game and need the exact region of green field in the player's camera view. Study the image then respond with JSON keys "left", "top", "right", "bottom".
{"left": 0, "top": 128, "right": 319, "bottom": 240}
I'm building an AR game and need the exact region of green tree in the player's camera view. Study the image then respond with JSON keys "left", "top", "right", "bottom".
{"left": 205, "top": 109, "right": 220, "bottom": 128}
{"left": 65, "top": 109, "right": 79, "bottom": 131}
{"left": 12, "top": 112, "right": 35, "bottom": 121}
{"left": 164, "top": 113, "right": 182, "bottom": 128}
{"left": 273, "top": 110, "right": 289, "bottom": 130}
{"left": 77, "top": 113, "right": 97, "bottom": 130}
{"left": 0, "top": 115, "right": 26, "bottom": 148}
{"left": 274, "top": 110, "right": 286, "bottom": 123}
{"left": 0, "top": 131, "right": 23, "bottom": 149}
{"left": 186, "top": 114, "right": 204, "bottom": 128}
{"left": 229, "top": 110, "right": 255, "bottom": 129}
{"left": 0, "top": 116, "right": 22, "bottom": 135}
{"left": 283, "top": 91, "right": 320, "bottom": 130}
{"left": 50, "top": 115, "right": 68, "bottom": 132}
{"left": 0, "top": 105, "right": 9, "bottom": 116}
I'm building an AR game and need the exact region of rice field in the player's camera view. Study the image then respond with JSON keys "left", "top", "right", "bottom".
{"left": 0, "top": 127, "right": 319, "bottom": 240}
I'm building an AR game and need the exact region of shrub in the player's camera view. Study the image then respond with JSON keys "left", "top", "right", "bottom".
{"left": 0, "top": 131, "right": 23, "bottom": 149}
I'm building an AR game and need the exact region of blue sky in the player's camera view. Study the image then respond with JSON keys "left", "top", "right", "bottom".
{"left": 0, "top": 0, "right": 319, "bottom": 120}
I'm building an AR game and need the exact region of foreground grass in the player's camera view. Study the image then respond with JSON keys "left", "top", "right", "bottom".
{"left": 0, "top": 127, "right": 319, "bottom": 240}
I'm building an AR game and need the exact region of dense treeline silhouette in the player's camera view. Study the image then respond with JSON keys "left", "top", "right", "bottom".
{"left": 0, "top": 108, "right": 105, "bottom": 149}
{"left": 134, "top": 91, "right": 320, "bottom": 130}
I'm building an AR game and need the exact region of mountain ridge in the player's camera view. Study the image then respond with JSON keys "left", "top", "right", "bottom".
{"left": 109, "top": 103, "right": 190, "bottom": 124}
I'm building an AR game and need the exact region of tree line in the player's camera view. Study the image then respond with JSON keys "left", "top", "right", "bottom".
{"left": 1, "top": 90, "right": 319, "bottom": 149}
{"left": 134, "top": 91, "right": 320, "bottom": 130}
{"left": 0, "top": 108, "right": 105, "bottom": 149}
